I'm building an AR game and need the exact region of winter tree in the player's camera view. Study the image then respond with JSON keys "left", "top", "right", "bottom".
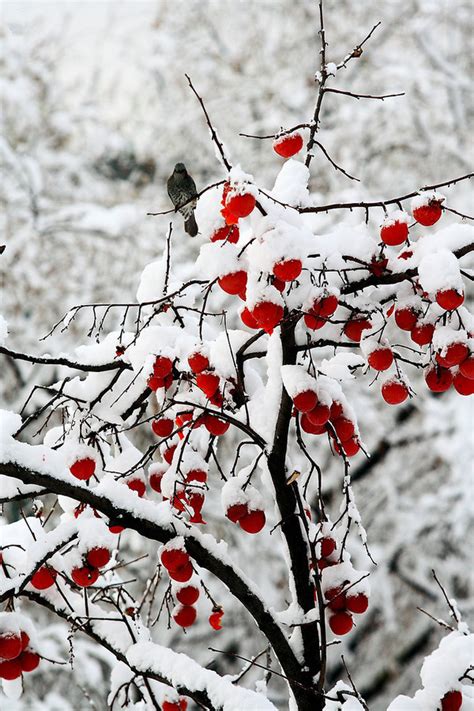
{"left": 0, "top": 2, "right": 473, "bottom": 710}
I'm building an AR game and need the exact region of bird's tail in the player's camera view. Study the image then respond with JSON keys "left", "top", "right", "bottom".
{"left": 184, "top": 211, "right": 198, "bottom": 237}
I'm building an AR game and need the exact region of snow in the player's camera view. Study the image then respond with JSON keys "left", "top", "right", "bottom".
{"left": 418, "top": 249, "right": 464, "bottom": 294}
{"left": 381, "top": 209, "right": 410, "bottom": 228}
{"left": 0, "top": 315, "right": 8, "bottom": 346}
{"left": 411, "top": 191, "right": 445, "bottom": 211}
{"left": 126, "top": 641, "right": 278, "bottom": 711}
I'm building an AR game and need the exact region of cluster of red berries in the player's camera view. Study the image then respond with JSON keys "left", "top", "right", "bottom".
{"left": 225, "top": 502, "right": 266, "bottom": 534}
{"left": 71, "top": 546, "right": 111, "bottom": 588}
{"left": 0, "top": 627, "right": 40, "bottom": 681}
{"left": 296, "top": 390, "right": 360, "bottom": 458}
{"left": 161, "top": 543, "right": 224, "bottom": 631}
{"left": 147, "top": 355, "right": 174, "bottom": 392}
{"left": 324, "top": 583, "right": 369, "bottom": 636}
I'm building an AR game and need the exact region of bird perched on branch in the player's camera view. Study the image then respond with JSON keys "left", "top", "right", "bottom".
{"left": 167, "top": 162, "right": 198, "bottom": 237}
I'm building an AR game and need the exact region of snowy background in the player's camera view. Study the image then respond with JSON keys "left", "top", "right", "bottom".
{"left": 1, "top": 0, "right": 473, "bottom": 709}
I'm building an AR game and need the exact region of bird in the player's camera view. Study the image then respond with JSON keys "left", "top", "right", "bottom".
{"left": 167, "top": 163, "right": 198, "bottom": 237}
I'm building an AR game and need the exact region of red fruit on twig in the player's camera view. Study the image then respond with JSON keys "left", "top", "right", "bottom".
{"left": 436, "top": 343, "right": 469, "bottom": 368}
{"left": 343, "top": 317, "right": 372, "bottom": 342}
{"left": 380, "top": 218, "right": 409, "bottom": 246}
{"left": 293, "top": 390, "right": 318, "bottom": 413}
{"left": 70, "top": 457, "right": 96, "bottom": 481}
{"left": 31, "top": 566, "right": 57, "bottom": 590}
{"left": 273, "top": 132, "right": 304, "bottom": 158}
{"left": 252, "top": 301, "right": 284, "bottom": 333}
{"left": 0, "top": 633, "right": 22, "bottom": 661}
{"left": 329, "top": 611, "right": 353, "bottom": 636}
{"left": 0, "top": 658, "right": 22, "bottom": 680}
{"left": 425, "top": 366, "right": 453, "bottom": 393}
{"left": 86, "top": 547, "right": 111, "bottom": 569}
{"left": 71, "top": 565, "right": 99, "bottom": 588}
{"left": 412, "top": 201, "right": 443, "bottom": 226}
{"left": 239, "top": 509, "right": 266, "bottom": 534}
{"left": 188, "top": 352, "right": 210, "bottom": 374}
{"left": 218, "top": 270, "right": 248, "bottom": 295}
{"left": 225, "top": 193, "right": 256, "bottom": 219}
{"left": 173, "top": 605, "right": 197, "bottom": 628}
{"left": 395, "top": 306, "right": 419, "bottom": 331}
{"left": 18, "top": 650, "right": 40, "bottom": 673}
{"left": 126, "top": 478, "right": 146, "bottom": 498}
{"left": 346, "top": 593, "right": 369, "bottom": 614}
{"left": 176, "top": 585, "right": 200, "bottom": 606}
{"left": 153, "top": 355, "right": 173, "bottom": 378}
{"left": 440, "top": 690, "right": 463, "bottom": 711}
{"left": 152, "top": 418, "right": 174, "bottom": 438}
{"left": 211, "top": 224, "right": 239, "bottom": 243}
{"left": 381, "top": 379, "right": 409, "bottom": 405}
{"left": 209, "top": 609, "right": 224, "bottom": 630}
{"left": 411, "top": 322, "right": 435, "bottom": 346}
{"left": 196, "top": 372, "right": 220, "bottom": 398}
{"left": 226, "top": 503, "right": 249, "bottom": 523}
{"left": 273, "top": 259, "right": 302, "bottom": 282}
{"left": 368, "top": 347, "right": 394, "bottom": 371}
{"left": 436, "top": 289, "right": 464, "bottom": 311}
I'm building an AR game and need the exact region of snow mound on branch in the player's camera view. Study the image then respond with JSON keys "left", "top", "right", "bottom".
{"left": 418, "top": 249, "right": 464, "bottom": 294}
{"left": 137, "top": 257, "right": 181, "bottom": 303}
{"left": 272, "top": 159, "right": 310, "bottom": 206}
{"left": 387, "top": 631, "right": 474, "bottom": 710}
{"left": 126, "top": 641, "right": 277, "bottom": 710}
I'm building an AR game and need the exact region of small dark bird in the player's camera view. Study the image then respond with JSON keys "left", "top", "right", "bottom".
{"left": 167, "top": 162, "right": 198, "bottom": 237}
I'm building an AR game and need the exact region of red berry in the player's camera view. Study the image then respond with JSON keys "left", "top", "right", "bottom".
{"left": 173, "top": 605, "right": 197, "bottom": 628}
{"left": 163, "top": 445, "right": 177, "bottom": 464}
{"left": 71, "top": 565, "right": 99, "bottom": 587}
{"left": 0, "top": 658, "right": 22, "bottom": 680}
{"left": 395, "top": 306, "right": 419, "bottom": 331}
{"left": 459, "top": 355, "right": 474, "bottom": 379}
{"left": 0, "top": 633, "right": 22, "bottom": 660}
{"left": 209, "top": 609, "right": 224, "bottom": 630}
{"left": 306, "top": 403, "right": 330, "bottom": 426}
{"left": 70, "top": 457, "right": 96, "bottom": 481}
{"left": 18, "top": 650, "right": 40, "bottom": 673}
{"left": 329, "top": 611, "right": 353, "bottom": 636}
{"left": 109, "top": 524, "right": 125, "bottom": 534}
{"left": 31, "top": 566, "right": 57, "bottom": 590}
{"left": 272, "top": 276, "right": 286, "bottom": 293}
{"left": 436, "top": 289, "right": 464, "bottom": 311}
{"left": 370, "top": 257, "right": 389, "bottom": 277}
{"left": 310, "top": 294, "right": 339, "bottom": 319}
{"left": 330, "top": 402, "right": 343, "bottom": 419}
{"left": 226, "top": 503, "right": 249, "bottom": 523}
{"left": 339, "top": 437, "right": 361, "bottom": 457}
{"left": 380, "top": 220, "right": 409, "bottom": 246}
{"left": 346, "top": 593, "right": 369, "bottom": 614}
{"left": 411, "top": 322, "right": 435, "bottom": 346}
{"left": 204, "top": 415, "right": 230, "bottom": 436}
{"left": 441, "top": 690, "right": 463, "bottom": 711}
{"left": 127, "top": 478, "right": 146, "bottom": 498}
{"left": 163, "top": 700, "right": 188, "bottom": 711}
{"left": 436, "top": 343, "right": 469, "bottom": 368}
{"left": 225, "top": 193, "right": 256, "bottom": 219}
{"left": 343, "top": 317, "right": 372, "bottom": 342}
{"left": 293, "top": 390, "right": 318, "bottom": 413}
{"left": 196, "top": 372, "right": 220, "bottom": 398}
{"left": 332, "top": 417, "right": 355, "bottom": 442}
{"left": 413, "top": 201, "right": 443, "bottom": 226}
{"left": 186, "top": 469, "right": 207, "bottom": 483}
{"left": 188, "top": 352, "right": 210, "bottom": 374}
{"left": 320, "top": 537, "right": 336, "bottom": 558}
{"left": 86, "top": 547, "right": 111, "bottom": 569}
{"left": 169, "top": 562, "right": 194, "bottom": 583}
{"left": 211, "top": 224, "right": 239, "bottom": 244}
{"left": 304, "top": 313, "right": 326, "bottom": 331}
{"left": 240, "top": 306, "right": 259, "bottom": 329}
{"left": 425, "top": 365, "right": 453, "bottom": 392}
{"left": 453, "top": 371, "right": 474, "bottom": 396}
{"left": 381, "top": 379, "right": 409, "bottom": 405}
{"left": 20, "top": 632, "right": 29, "bottom": 651}
{"left": 151, "top": 417, "right": 174, "bottom": 438}
{"left": 252, "top": 301, "right": 284, "bottom": 333}
{"left": 273, "top": 259, "right": 302, "bottom": 282}
{"left": 218, "top": 270, "right": 247, "bottom": 295}
{"left": 153, "top": 355, "right": 173, "bottom": 378}
{"left": 176, "top": 585, "right": 200, "bottom": 606}
{"left": 300, "top": 413, "right": 327, "bottom": 435}
{"left": 161, "top": 548, "right": 189, "bottom": 572}
{"left": 325, "top": 587, "right": 346, "bottom": 612}
{"left": 239, "top": 509, "right": 266, "bottom": 534}
{"left": 368, "top": 347, "right": 394, "bottom": 371}
{"left": 273, "top": 132, "right": 304, "bottom": 158}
